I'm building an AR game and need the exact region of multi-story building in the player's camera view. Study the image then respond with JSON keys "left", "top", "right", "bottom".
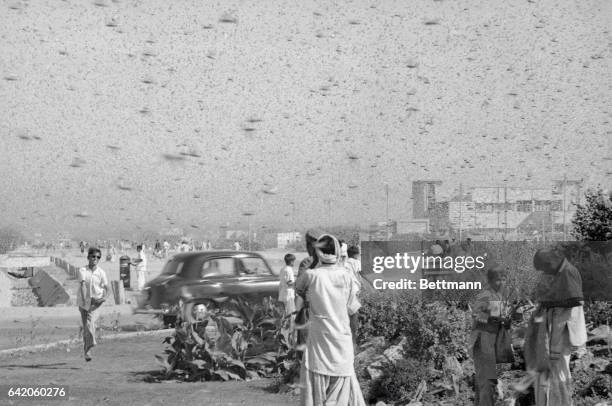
{"left": 412, "top": 180, "right": 442, "bottom": 219}
{"left": 276, "top": 232, "right": 302, "bottom": 249}
{"left": 447, "top": 181, "right": 583, "bottom": 238}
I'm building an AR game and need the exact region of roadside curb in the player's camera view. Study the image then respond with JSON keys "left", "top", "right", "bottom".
{"left": 0, "top": 328, "right": 174, "bottom": 357}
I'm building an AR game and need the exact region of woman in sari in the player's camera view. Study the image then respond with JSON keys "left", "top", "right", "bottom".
{"left": 295, "top": 234, "right": 366, "bottom": 406}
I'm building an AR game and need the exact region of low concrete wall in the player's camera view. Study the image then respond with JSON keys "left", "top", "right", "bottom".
{"left": 51, "top": 257, "right": 79, "bottom": 279}
{"left": 0, "top": 270, "right": 12, "bottom": 307}
{"left": 0, "top": 255, "right": 51, "bottom": 268}
{"left": 29, "top": 270, "right": 70, "bottom": 306}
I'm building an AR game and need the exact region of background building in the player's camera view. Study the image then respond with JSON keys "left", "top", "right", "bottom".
{"left": 412, "top": 180, "right": 442, "bottom": 219}
{"left": 276, "top": 232, "right": 301, "bottom": 249}
{"left": 447, "top": 181, "right": 583, "bottom": 239}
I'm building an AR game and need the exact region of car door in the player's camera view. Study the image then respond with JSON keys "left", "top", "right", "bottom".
{"left": 234, "top": 255, "right": 280, "bottom": 302}
{"left": 183, "top": 256, "right": 240, "bottom": 301}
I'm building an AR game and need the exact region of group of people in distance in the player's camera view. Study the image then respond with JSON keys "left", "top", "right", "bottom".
{"left": 76, "top": 233, "right": 588, "bottom": 406}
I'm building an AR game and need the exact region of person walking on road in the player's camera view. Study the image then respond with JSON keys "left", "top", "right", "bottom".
{"left": 163, "top": 240, "right": 170, "bottom": 258}
{"left": 131, "top": 245, "right": 148, "bottom": 290}
{"left": 77, "top": 247, "right": 109, "bottom": 361}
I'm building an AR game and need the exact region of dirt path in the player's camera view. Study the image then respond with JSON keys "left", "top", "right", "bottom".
{"left": 0, "top": 335, "right": 296, "bottom": 406}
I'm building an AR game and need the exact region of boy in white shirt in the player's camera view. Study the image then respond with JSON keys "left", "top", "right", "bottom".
{"left": 78, "top": 247, "right": 109, "bottom": 361}
{"left": 278, "top": 253, "right": 296, "bottom": 316}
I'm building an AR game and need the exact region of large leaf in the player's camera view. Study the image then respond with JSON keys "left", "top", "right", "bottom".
{"left": 225, "top": 359, "right": 247, "bottom": 379}
{"left": 212, "top": 369, "right": 243, "bottom": 381}
{"left": 155, "top": 354, "right": 172, "bottom": 373}
{"left": 189, "top": 359, "right": 208, "bottom": 369}
{"left": 226, "top": 358, "right": 246, "bottom": 370}
{"left": 216, "top": 316, "right": 234, "bottom": 336}
{"left": 245, "top": 357, "right": 274, "bottom": 367}
{"left": 231, "top": 331, "right": 249, "bottom": 354}
{"left": 215, "top": 331, "right": 234, "bottom": 355}
{"left": 257, "top": 318, "right": 277, "bottom": 327}
{"left": 190, "top": 327, "right": 206, "bottom": 346}
{"left": 232, "top": 297, "right": 255, "bottom": 322}
{"left": 245, "top": 351, "right": 278, "bottom": 367}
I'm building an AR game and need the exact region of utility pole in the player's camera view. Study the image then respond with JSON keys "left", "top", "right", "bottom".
{"left": 551, "top": 209, "right": 554, "bottom": 241}
{"left": 562, "top": 175, "right": 567, "bottom": 241}
{"left": 504, "top": 184, "right": 508, "bottom": 239}
{"left": 290, "top": 201, "right": 296, "bottom": 231}
{"left": 458, "top": 183, "right": 463, "bottom": 242}
{"left": 248, "top": 221, "right": 251, "bottom": 251}
{"left": 385, "top": 183, "right": 390, "bottom": 240}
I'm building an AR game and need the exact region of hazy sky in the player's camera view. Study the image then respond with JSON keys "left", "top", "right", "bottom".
{"left": 1, "top": 0, "right": 610, "bottom": 239}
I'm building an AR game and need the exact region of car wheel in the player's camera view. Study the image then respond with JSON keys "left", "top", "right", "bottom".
{"left": 162, "top": 314, "right": 177, "bottom": 328}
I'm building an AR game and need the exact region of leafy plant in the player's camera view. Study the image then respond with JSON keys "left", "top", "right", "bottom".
{"left": 154, "top": 296, "right": 296, "bottom": 382}
{"left": 376, "top": 359, "right": 437, "bottom": 402}
{"left": 357, "top": 292, "right": 470, "bottom": 367}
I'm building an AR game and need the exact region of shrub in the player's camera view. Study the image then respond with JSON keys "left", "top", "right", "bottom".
{"left": 583, "top": 301, "right": 612, "bottom": 326}
{"left": 357, "top": 291, "right": 413, "bottom": 343}
{"left": 377, "top": 359, "right": 435, "bottom": 401}
{"left": 357, "top": 291, "right": 471, "bottom": 367}
{"left": 402, "top": 302, "right": 471, "bottom": 366}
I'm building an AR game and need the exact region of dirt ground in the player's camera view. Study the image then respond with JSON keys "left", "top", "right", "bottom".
{"left": 0, "top": 334, "right": 296, "bottom": 406}
{"left": 0, "top": 307, "right": 163, "bottom": 351}
{"left": 0, "top": 249, "right": 306, "bottom": 405}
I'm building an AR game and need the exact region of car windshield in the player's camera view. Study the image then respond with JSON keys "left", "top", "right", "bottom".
{"left": 161, "top": 258, "right": 184, "bottom": 276}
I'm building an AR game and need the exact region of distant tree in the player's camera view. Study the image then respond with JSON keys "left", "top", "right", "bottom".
{"left": 0, "top": 227, "right": 25, "bottom": 254}
{"left": 571, "top": 187, "right": 612, "bottom": 241}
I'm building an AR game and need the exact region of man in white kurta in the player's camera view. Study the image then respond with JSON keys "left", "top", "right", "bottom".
{"left": 132, "top": 245, "right": 147, "bottom": 290}
{"left": 295, "top": 234, "right": 366, "bottom": 406}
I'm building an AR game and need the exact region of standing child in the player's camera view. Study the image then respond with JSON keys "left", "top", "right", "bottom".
{"left": 470, "top": 265, "right": 513, "bottom": 406}
{"left": 278, "top": 253, "right": 296, "bottom": 316}
{"left": 344, "top": 245, "right": 362, "bottom": 345}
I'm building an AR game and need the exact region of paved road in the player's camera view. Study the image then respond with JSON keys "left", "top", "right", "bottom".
{"left": 0, "top": 334, "right": 296, "bottom": 406}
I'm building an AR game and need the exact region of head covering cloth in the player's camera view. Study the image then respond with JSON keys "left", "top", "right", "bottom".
{"left": 314, "top": 234, "right": 341, "bottom": 265}
{"left": 533, "top": 248, "right": 583, "bottom": 307}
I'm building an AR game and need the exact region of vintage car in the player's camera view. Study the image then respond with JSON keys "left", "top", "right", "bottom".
{"left": 135, "top": 251, "right": 279, "bottom": 325}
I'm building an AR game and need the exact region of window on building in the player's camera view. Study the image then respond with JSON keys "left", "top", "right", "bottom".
{"left": 517, "top": 201, "right": 532, "bottom": 212}
{"left": 550, "top": 201, "right": 562, "bottom": 211}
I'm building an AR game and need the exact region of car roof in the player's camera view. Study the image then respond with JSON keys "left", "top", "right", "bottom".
{"left": 169, "top": 250, "right": 264, "bottom": 260}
